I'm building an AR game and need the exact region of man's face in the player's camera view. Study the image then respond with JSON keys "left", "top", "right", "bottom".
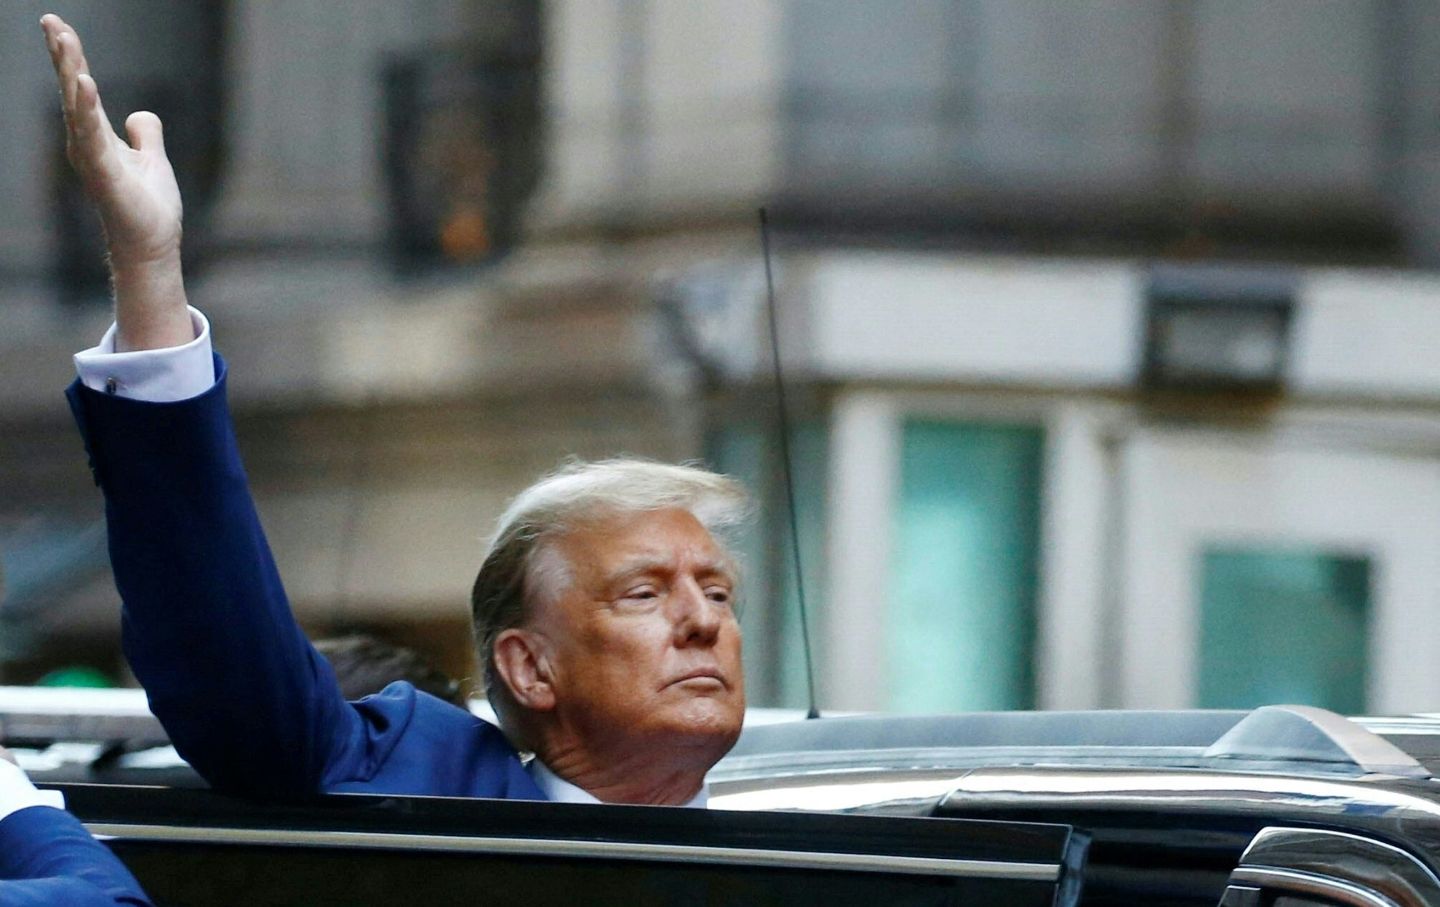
{"left": 530, "top": 507, "right": 745, "bottom": 761}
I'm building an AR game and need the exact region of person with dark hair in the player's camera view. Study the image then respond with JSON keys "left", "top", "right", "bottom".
{"left": 0, "top": 746, "right": 153, "bottom": 907}
{"left": 314, "top": 634, "right": 465, "bottom": 707}
{"left": 43, "top": 13, "right": 748, "bottom": 808}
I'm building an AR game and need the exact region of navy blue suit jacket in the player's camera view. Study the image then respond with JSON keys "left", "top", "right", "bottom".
{"left": 0, "top": 807, "right": 151, "bottom": 907}
{"left": 67, "top": 357, "right": 544, "bottom": 802}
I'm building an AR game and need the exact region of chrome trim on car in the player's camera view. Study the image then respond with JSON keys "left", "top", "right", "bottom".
{"left": 715, "top": 763, "right": 1440, "bottom": 820}
{"left": 715, "top": 745, "right": 1218, "bottom": 781}
{"left": 1239, "top": 827, "right": 1440, "bottom": 907}
{"left": 942, "top": 768, "right": 1440, "bottom": 822}
{"left": 85, "top": 823, "right": 1061, "bottom": 881}
{"left": 1229, "top": 868, "right": 1399, "bottom": 907}
{"left": 1357, "top": 716, "right": 1440, "bottom": 737}
{"left": 711, "top": 771, "right": 968, "bottom": 812}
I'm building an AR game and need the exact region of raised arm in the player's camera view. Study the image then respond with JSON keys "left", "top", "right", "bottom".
{"left": 41, "top": 13, "right": 532, "bottom": 804}
{"left": 40, "top": 13, "right": 190, "bottom": 351}
{"left": 42, "top": 14, "right": 363, "bottom": 798}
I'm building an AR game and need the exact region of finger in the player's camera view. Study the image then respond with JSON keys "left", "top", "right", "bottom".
{"left": 40, "top": 21, "right": 75, "bottom": 142}
{"left": 125, "top": 111, "right": 165, "bottom": 154}
{"left": 41, "top": 19, "right": 72, "bottom": 111}
{"left": 45, "top": 23, "right": 96, "bottom": 129}
{"left": 49, "top": 30, "right": 80, "bottom": 120}
{"left": 71, "top": 73, "right": 120, "bottom": 173}
{"left": 39, "top": 13, "right": 68, "bottom": 63}
{"left": 53, "top": 30, "right": 93, "bottom": 116}
{"left": 47, "top": 22, "right": 112, "bottom": 139}
{"left": 44, "top": 15, "right": 89, "bottom": 74}
{"left": 43, "top": 18, "right": 116, "bottom": 186}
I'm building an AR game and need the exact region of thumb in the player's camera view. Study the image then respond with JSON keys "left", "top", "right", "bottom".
{"left": 124, "top": 110, "right": 166, "bottom": 153}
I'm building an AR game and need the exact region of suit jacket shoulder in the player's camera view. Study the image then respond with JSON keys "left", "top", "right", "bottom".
{"left": 0, "top": 806, "right": 152, "bottom": 906}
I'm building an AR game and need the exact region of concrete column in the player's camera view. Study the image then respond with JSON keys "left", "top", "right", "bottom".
{"left": 822, "top": 389, "right": 899, "bottom": 712}
{"left": 1035, "top": 403, "right": 1117, "bottom": 710}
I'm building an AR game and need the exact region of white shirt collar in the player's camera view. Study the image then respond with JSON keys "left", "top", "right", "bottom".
{"left": 528, "top": 758, "right": 709, "bottom": 808}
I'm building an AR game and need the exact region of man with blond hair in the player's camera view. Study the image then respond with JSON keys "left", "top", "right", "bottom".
{"left": 42, "top": 14, "right": 748, "bottom": 807}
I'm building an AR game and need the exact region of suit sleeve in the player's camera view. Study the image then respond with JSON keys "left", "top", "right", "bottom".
{"left": 0, "top": 807, "right": 152, "bottom": 907}
{"left": 66, "top": 355, "right": 376, "bottom": 798}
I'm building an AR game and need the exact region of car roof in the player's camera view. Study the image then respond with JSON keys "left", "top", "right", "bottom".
{"left": 1353, "top": 714, "right": 1440, "bottom": 777}
{"left": 7, "top": 685, "right": 1440, "bottom": 790}
{"left": 715, "top": 705, "right": 1434, "bottom": 784}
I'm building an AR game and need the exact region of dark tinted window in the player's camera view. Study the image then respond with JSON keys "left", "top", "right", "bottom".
{"left": 110, "top": 841, "right": 1056, "bottom": 907}
{"left": 63, "top": 785, "right": 1081, "bottom": 907}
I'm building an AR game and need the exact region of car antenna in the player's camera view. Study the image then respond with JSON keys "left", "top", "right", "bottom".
{"left": 759, "top": 207, "right": 821, "bottom": 720}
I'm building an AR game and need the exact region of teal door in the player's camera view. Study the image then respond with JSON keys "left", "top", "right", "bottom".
{"left": 887, "top": 419, "right": 1043, "bottom": 712}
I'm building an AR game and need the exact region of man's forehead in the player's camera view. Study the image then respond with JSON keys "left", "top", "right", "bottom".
{"left": 561, "top": 508, "right": 730, "bottom": 569}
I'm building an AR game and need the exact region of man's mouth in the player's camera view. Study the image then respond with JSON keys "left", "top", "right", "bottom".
{"left": 668, "top": 669, "right": 726, "bottom": 690}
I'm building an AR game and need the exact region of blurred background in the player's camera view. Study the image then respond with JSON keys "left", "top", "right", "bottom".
{"left": 2, "top": 0, "right": 1440, "bottom": 718}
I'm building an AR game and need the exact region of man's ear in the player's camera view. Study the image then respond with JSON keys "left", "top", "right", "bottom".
{"left": 494, "top": 629, "right": 556, "bottom": 712}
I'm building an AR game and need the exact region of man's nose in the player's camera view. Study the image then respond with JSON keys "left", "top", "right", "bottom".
{"left": 671, "top": 579, "right": 723, "bottom": 646}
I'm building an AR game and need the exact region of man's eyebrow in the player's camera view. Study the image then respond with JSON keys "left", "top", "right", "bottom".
{"left": 607, "top": 556, "right": 736, "bottom": 583}
{"left": 606, "top": 557, "right": 665, "bottom": 582}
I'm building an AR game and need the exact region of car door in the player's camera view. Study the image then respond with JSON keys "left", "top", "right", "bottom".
{"left": 56, "top": 783, "right": 1086, "bottom": 907}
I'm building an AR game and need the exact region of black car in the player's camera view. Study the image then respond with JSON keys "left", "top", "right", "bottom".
{"left": 7, "top": 688, "right": 1440, "bottom": 906}
{"left": 713, "top": 705, "right": 1440, "bottom": 906}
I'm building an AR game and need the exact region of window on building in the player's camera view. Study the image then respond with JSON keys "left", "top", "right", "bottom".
{"left": 779, "top": 0, "right": 1404, "bottom": 261}
{"left": 1197, "top": 546, "right": 1370, "bottom": 714}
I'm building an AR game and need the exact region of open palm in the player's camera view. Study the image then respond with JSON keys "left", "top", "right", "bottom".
{"left": 41, "top": 13, "right": 182, "bottom": 269}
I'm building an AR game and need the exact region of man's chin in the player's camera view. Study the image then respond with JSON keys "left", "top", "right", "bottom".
{"left": 653, "top": 699, "right": 743, "bottom": 749}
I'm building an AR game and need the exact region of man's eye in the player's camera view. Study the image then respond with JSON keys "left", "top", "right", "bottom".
{"left": 705, "top": 587, "right": 733, "bottom": 606}
{"left": 621, "top": 587, "right": 659, "bottom": 602}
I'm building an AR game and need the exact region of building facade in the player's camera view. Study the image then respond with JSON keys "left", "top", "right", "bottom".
{"left": 2, "top": 0, "right": 1439, "bottom": 714}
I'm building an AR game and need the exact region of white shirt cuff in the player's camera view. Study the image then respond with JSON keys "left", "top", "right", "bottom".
{"left": 0, "top": 759, "right": 65, "bottom": 824}
{"left": 73, "top": 307, "right": 216, "bottom": 402}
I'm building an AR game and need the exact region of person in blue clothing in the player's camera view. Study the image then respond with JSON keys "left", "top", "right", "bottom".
{"left": 41, "top": 13, "right": 748, "bottom": 808}
{"left": 0, "top": 746, "right": 153, "bottom": 907}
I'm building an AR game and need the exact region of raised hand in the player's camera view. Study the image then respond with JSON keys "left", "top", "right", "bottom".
{"left": 41, "top": 13, "right": 193, "bottom": 351}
